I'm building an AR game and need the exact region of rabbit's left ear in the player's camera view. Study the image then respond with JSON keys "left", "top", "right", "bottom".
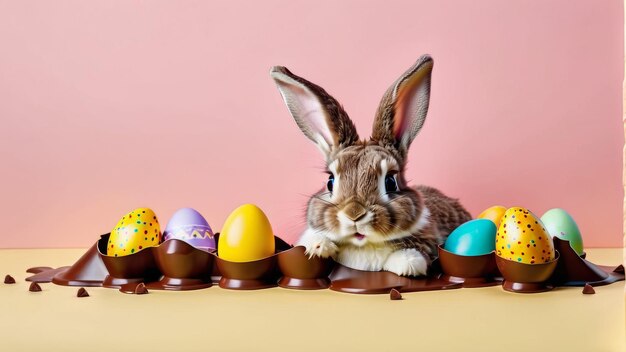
{"left": 271, "top": 66, "right": 359, "bottom": 158}
{"left": 371, "top": 55, "right": 433, "bottom": 158}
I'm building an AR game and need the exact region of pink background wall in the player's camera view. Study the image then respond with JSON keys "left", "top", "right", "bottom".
{"left": 0, "top": 0, "right": 623, "bottom": 249}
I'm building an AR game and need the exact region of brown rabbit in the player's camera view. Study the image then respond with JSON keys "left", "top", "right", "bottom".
{"left": 270, "top": 55, "right": 471, "bottom": 276}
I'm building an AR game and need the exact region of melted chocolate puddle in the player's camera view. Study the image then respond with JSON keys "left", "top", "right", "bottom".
{"left": 25, "top": 234, "right": 624, "bottom": 294}
{"left": 26, "top": 267, "right": 54, "bottom": 274}
{"left": 551, "top": 237, "right": 624, "bottom": 286}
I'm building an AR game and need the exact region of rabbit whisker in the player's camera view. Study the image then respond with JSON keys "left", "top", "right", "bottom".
{"left": 312, "top": 194, "right": 339, "bottom": 209}
{"left": 378, "top": 220, "right": 405, "bottom": 237}
{"left": 383, "top": 193, "right": 410, "bottom": 206}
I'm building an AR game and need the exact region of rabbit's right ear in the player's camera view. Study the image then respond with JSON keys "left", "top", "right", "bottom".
{"left": 371, "top": 55, "right": 434, "bottom": 159}
{"left": 271, "top": 66, "right": 359, "bottom": 157}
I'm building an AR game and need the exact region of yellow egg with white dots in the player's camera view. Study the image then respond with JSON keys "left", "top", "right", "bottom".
{"left": 495, "top": 207, "right": 555, "bottom": 264}
{"left": 107, "top": 208, "right": 161, "bottom": 257}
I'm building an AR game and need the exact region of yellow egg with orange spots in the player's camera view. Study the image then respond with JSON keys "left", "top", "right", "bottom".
{"left": 107, "top": 208, "right": 161, "bottom": 257}
{"left": 495, "top": 207, "right": 555, "bottom": 264}
{"left": 477, "top": 205, "right": 507, "bottom": 228}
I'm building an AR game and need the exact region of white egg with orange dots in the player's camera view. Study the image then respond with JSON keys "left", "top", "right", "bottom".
{"left": 218, "top": 204, "right": 275, "bottom": 262}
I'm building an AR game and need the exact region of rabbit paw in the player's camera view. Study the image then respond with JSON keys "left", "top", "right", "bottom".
{"left": 297, "top": 228, "right": 338, "bottom": 259}
{"left": 383, "top": 249, "right": 428, "bottom": 277}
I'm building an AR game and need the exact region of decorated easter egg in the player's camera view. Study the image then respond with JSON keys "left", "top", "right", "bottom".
{"left": 477, "top": 205, "right": 507, "bottom": 227}
{"left": 218, "top": 204, "right": 275, "bottom": 262}
{"left": 163, "top": 208, "right": 216, "bottom": 251}
{"left": 108, "top": 208, "right": 161, "bottom": 257}
{"left": 444, "top": 219, "right": 497, "bottom": 256}
{"left": 540, "top": 208, "right": 584, "bottom": 256}
{"left": 496, "top": 207, "right": 555, "bottom": 264}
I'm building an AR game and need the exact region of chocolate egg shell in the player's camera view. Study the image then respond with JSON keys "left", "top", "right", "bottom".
{"left": 437, "top": 245, "right": 501, "bottom": 287}
{"left": 215, "top": 236, "right": 292, "bottom": 290}
{"left": 277, "top": 246, "right": 335, "bottom": 289}
{"left": 108, "top": 208, "right": 161, "bottom": 257}
{"left": 496, "top": 207, "right": 555, "bottom": 264}
{"left": 98, "top": 233, "right": 160, "bottom": 288}
{"left": 495, "top": 251, "right": 559, "bottom": 293}
{"left": 51, "top": 240, "right": 109, "bottom": 287}
{"left": 148, "top": 239, "right": 214, "bottom": 291}
{"left": 216, "top": 256, "right": 279, "bottom": 290}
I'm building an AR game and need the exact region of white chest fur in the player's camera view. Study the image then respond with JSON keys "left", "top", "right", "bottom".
{"left": 336, "top": 245, "right": 394, "bottom": 271}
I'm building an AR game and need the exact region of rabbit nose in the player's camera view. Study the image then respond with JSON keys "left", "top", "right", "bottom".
{"left": 343, "top": 203, "right": 367, "bottom": 222}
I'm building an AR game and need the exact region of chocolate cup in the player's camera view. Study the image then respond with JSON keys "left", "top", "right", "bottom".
{"left": 213, "top": 234, "right": 292, "bottom": 290}
{"left": 276, "top": 246, "right": 335, "bottom": 289}
{"left": 146, "top": 239, "right": 214, "bottom": 291}
{"left": 210, "top": 232, "right": 224, "bottom": 283}
{"left": 495, "top": 252, "right": 559, "bottom": 293}
{"left": 215, "top": 255, "right": 279, "bottom": 290}
{"left": 437, "top": 246, "right": 501, "bottom": 288}
{"left": 97, "top": 234, "right": 161, "bottom": 288}
{"left": 210, "top": 258, "right": 222, "bottom": 284}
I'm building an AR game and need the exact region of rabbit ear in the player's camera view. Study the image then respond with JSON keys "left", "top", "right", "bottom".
{"left": 371, "top": 55, "right": 433, "bottom": 158}
{"left": 271, "top": 66, "right": 359, "bottom": 156}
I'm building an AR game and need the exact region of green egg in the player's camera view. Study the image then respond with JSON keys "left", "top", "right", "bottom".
{"left": 540, "top": 208, "right": 584, "bottom": 256}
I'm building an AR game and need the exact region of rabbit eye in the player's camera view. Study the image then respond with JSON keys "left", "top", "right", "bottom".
{"left": 384, "top": 174, "right": 398, "bottom": 193}
{"left": 327, "top": 174, "right": 335, "bottom": 193}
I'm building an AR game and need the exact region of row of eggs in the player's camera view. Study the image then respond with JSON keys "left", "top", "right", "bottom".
{"left": 444, "top": 206, "right": 584, "bottom": 264}
{"left": 107, "top": 204, "right": 276, "bottom": 262}
{"left": 109, "top": 203, "right": 582, "bottom": 266}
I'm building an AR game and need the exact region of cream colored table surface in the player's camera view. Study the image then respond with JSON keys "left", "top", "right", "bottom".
{"left": 0, "top": 248, "right": 624, "bottom": 352}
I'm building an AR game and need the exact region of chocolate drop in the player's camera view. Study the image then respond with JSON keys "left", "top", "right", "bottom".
{"left": 29, "top": 282, "right": 42, "bottom": 292}
{"left": 389, "top": 288, "right": 403, "bottom": 300}
{"left": 134, "top": 283, "right": 149, "bottom": 295}
{"left": 582, "top": 284, "right": 595, "bottom": 294}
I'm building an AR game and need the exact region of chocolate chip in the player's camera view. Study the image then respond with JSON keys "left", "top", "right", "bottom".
{"left": 77, "top": 288, "right": 89, "bottom": 298}
{"left": 582, "top": 284, "right": 595, "bottom": 295}
{"left": 389, "top": 288, "right": 402, "bottom": 300}
{"left": 134, "top": 283, "right": 149, "bottom": 295}
{"left": 4, "top": 275, "right": 16, "bottom": 284}
{"left": 29, "top": 282, "right": 42, "bottom": 292}
{"left": 613, "top": 264, "right": 624, "bottom": 274}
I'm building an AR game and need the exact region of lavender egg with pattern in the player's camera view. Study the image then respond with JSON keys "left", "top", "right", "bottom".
{"left": 163, "top": 208, "right": 216, "bottom": 252}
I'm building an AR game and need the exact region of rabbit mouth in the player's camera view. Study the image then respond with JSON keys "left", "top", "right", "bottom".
{"left": 353, "top": 233, "right": 366, "bottom": 240}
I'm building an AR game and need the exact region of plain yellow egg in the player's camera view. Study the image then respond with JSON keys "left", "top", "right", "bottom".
{"left": 218, "top": 204, "right": 275, "bottom": 262}
{"left": 477, "top": 205, "right": 507, "bottom": 228}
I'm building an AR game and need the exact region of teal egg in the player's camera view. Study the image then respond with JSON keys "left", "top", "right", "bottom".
{"left": 540, "top": 208, "right": 584, "bottom": 256}
{"left": 443, "top": 219, "right": 497, "bottom": 256}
